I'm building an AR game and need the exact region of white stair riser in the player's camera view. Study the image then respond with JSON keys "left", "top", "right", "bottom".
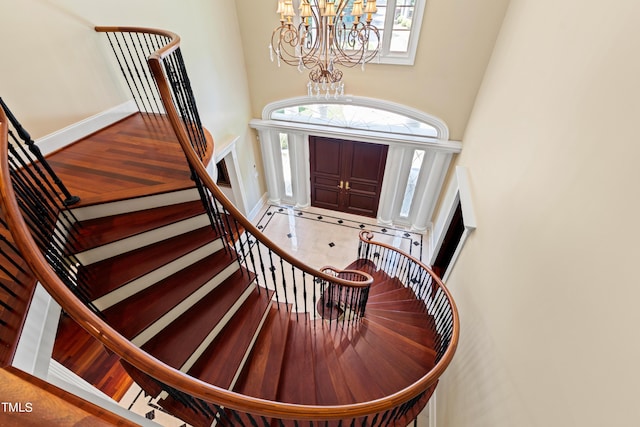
{"left": 70, "top": 188, "right": 201, "bottom": 221}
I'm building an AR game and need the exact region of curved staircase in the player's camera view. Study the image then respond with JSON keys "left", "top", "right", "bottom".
{"left": 0, "top": 26, "right": 458, "bottom": 427}
{"left": 66, "top": 189, "right": 442, "bottom": 426}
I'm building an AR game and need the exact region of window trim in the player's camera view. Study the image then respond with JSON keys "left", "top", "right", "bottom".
{"left": 375, "top": 0, "right": 427, "bottom": 65}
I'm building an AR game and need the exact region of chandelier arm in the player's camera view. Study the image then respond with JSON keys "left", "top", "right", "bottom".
{"left": 271, "top": 24, "right": 305, "bottom": 66}
{"left": 298, "top": 5, "right": 323, "bottom": 69}
{"left": 330, "top": 24, "right": 380, "bottom": 67}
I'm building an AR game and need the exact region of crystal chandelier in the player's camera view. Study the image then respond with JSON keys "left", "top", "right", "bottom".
{"left": 269, "top": 0, "right": 380, "bottom": 98}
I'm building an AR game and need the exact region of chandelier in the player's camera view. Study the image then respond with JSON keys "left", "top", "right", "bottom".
{"left": 269, "top": 0, "right": 380, "bottom": 98}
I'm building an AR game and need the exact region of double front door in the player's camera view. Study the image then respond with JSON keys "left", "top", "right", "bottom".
{"left": 309, "top": 136, "right": 388, "bottom": 218}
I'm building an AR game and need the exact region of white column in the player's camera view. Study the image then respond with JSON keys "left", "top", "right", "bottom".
{"left": 377, "top": 145, "right": 408, "bottom": 225}
{"left": 258, "top": 129, "right": 283, "bottom": 204}
{"left": 411, "top": 151, "right": 452, "bottom": 231}
{"left": 289, "top": 133, "right": 311, "bottom": 208}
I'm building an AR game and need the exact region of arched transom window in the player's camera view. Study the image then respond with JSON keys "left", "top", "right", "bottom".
{"left": 263, "top": 96, "right": 449, "bottom": 141}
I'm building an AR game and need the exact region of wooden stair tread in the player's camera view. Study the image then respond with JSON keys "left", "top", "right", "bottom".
{"left": 365, "top": 307, "right": 435, "bottom": 327}
{"left": 364, "top": 312, "right": 437, "bottom": 347}
{"left": 102, "top": 249, "right": 236, "bottom": 339}
{"left": 366, "top": 299, "right": 427, "bottom": 313}
{"left": 326, "top": 327, "right": 387, "bottom": 402}
{"left": 233, "top": 304, "right": 291, "bottom": 400}
{"left": 72, "top": 200, "right": 205, "bottom": 252}
{"left": 369, "top": 277, "right": 405, "bottom": 295}
{"left": 338, "top": 323, "right": 433, "bottom": 395}
{"left": 85, "top": 226, "right": 220, "bottom": 300}
{"left": 187, "top": 288, "right": 274, "bottom": 389}
{"left": 359, "top": 321, "right": 437, "bottom": 369}
{"left": 276, "top": 316, "right": 317, "bottom": 405}
{"left": 311, "top": 321, "right": 357, "bottom": 405}
{"left": 343, "top": 259, "right": 393, "bottom": 283}
{"left": 140, "top": 268, "right": 255, "bottom": 369}
{"left": 367, "top": 286, "right": 418, "bottom": 302}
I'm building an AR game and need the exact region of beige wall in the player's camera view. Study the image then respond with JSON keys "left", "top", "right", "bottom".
{"left": 234, "top": 0, "right": 511, "bottom": 141}
{"left": 438, "top": 0, "right": 640, "bottom": 425}
{"left": 0, "top": 0, "right": 264, "bottom": 209}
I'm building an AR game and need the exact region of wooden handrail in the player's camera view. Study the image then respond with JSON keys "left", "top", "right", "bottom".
{"left": 320, "top": 266, "right": 373, "bottom": 286}
{"left": 0, "top": 27, "right": 458, "bottom": 422}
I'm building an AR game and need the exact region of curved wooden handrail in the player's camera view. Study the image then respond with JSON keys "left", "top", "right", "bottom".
{"left": 0, "top": 27, "right": 458, "bottom": 422}
{"left": 320, "top": 266, "right": 374, "bottom": 285}
{"left": 95, "top": 26, "right": 181, "bottom": 58}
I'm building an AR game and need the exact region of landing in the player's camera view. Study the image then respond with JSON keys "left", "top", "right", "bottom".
{"left": 45, "top": 113, "right": 195, "bottom": 207}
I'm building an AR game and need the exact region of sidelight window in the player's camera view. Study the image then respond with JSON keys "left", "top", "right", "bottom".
{"left": 400, "top": 149, "right": 425, "bottom": 218}
{"left": 279, "top": 132, "right": 293, "bottom": 198}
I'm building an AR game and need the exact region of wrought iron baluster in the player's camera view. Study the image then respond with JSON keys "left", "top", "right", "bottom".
{"left": 267, "top": 249, "right": 280, "bottom": 307}
{"left": 279, "top": 258, "right": 289, "bottom": 309}
{"left": 291, "top": 263, "right": 299, "bottom": 321}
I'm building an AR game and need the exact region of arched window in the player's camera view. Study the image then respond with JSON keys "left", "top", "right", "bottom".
{"left": 263, "top": 96, "right": 449, "bottom": 141}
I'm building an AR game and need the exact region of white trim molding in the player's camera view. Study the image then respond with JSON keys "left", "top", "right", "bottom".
{"left": 429, "top": 166, "right": 476, "bottom": 281}
{"left": 36, "top": 100, "right": 138, "bottom": 156}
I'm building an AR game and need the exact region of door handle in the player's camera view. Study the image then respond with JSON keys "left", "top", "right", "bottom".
{"left": 338, "top": 180, "right": 344, "bottom": 189}
{"left": 345, "top": 181, "right": 350, "bottom": 190}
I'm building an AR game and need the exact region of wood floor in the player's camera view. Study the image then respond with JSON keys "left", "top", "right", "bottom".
{"left": 49, "top": 112, "right": 198, "bottom": 401}
{"left": 47, "top": 113, "right": 194, "bottom": 207}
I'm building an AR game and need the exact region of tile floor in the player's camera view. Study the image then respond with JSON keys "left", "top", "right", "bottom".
{"left": 254, "top": 204, "right": 426, "bottom": 270}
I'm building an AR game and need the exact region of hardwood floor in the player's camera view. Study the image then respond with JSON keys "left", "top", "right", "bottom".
{"left": 46, "top": 113, "right": 195, "bottom": 207}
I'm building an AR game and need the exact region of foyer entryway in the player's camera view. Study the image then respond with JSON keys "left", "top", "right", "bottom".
{"left": 309, "top": 136, "right": 387, "bottom": 218}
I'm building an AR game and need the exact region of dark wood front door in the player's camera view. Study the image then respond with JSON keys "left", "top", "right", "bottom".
{"left": 309, "top": 136, "right": 388, "bottom": 218}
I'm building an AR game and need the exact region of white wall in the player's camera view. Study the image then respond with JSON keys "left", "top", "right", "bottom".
{"left": 0, "top": 0, "right": 264, "bottom": 210}
{"left": 437, "top": 0, "right": 640, "bottom": 426}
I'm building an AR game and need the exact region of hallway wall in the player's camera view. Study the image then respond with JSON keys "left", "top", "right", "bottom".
{"left": 439, "top": 0, "right": 640, "bottom": 425}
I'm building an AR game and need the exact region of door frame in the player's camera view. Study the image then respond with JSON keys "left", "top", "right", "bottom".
{"left": 429, "top": 166, "right": 476, "bottom": 281}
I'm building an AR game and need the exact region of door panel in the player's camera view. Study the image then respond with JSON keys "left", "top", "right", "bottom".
{"left": 309, "top": 137, "right": 343, "bottom": 211}
{"left": 309, "top": 136, "right": 387, "bottom": 217}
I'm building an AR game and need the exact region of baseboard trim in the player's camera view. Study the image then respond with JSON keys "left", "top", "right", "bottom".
{"left": 37, "top": 100, "right": 138, "bottom": 156}
{"left": 248, "top": 192, "right": 268, "bottom": 221}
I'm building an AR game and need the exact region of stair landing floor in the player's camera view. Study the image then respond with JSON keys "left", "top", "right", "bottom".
{"left": 46, "top": 112, "right": 195, "bottom": 207}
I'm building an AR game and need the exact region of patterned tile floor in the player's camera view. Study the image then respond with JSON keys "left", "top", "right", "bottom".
{"left": 255, "top": 204, "right": 426, "bottom": 270}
